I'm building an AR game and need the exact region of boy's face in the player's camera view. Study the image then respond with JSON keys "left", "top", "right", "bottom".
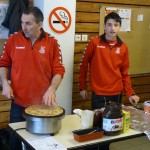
{"left": 104, "top": 19, "right": 121, "bottom": 40}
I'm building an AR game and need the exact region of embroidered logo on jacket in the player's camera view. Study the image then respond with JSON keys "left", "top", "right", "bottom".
{"left": 16, "top": 46, "right": 25, "bottom": 49}
{"left": 97, "top": 45, "right": 105, "bottom": 48}
{"left": 39, "top": 46, "right": 45, "bottom": 54}
{"left": 115, "top": 48, "right": 120, "bottom": 54}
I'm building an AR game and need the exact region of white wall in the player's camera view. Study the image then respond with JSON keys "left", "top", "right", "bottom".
{"left": 34, "top": 0, "right": 76, "bottom": 114}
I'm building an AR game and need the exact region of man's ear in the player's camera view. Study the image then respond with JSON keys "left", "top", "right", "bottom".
{"left": 39, "top": 21, "right": 43, "bottom": 28}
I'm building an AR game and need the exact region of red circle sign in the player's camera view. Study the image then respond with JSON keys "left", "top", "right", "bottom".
{"left": 49, "top": 7, "right": 72, "bottom": 34}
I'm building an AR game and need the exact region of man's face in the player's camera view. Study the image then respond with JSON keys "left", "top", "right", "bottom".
{"left": 21, "top": 14, "right": 42, "bottom": 40}
{"left": 104, "top": 19, "right": 121, "bottom": 40}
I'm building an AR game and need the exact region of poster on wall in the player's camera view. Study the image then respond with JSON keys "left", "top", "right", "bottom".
{"left": 105, "top": 7, "right": 131, "bottom": 32}
{"left": 0, "top": 3, "right": 9, "bottom": 38}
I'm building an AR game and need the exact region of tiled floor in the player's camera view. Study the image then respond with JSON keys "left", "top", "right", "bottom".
{"left": 109, "top": 136, "right": 150, "bottom": 150}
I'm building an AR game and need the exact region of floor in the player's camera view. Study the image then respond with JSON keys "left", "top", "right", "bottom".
{"left": 109, "top": 136, "right": 150, "bottom": 150}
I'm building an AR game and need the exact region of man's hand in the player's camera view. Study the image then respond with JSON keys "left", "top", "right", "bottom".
{"left": 2, "top": 81, "right": 14, "bottom": 99}
{"left": 42, "top": 74, "right": 62, "bottom": 106}
{"left": 42, "top": 88, "right": 57, "bottom": 106}
{"left": 129, "top": 95, "right": 140, "bottom": 106}
{"left": 80, "top": 90, "right": 88, "bottom": 99}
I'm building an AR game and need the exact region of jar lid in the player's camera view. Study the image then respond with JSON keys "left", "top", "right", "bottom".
{"left": 105, "top": 102, "right": 122, "bottom": 111}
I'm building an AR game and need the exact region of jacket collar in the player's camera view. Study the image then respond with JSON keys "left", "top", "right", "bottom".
{"left": 101, "top": 33, "right": 123, "bottom": 45}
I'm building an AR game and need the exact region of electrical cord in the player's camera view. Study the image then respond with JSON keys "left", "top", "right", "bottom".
{"left": 8, "top": 127, "right": 26, "bottom": 150}
{"left": 0, "top": 128, "right": 12, "bottom": 150}
{"left": 0, "top": 135, "right": 8, "bottom": 150}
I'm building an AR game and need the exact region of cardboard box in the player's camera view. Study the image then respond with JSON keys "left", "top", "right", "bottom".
{"left": 122, "top": 110, "right": 130, "bottom": 133}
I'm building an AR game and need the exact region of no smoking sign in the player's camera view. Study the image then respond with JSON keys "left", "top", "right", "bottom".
{"left": 49, "top": 7, "right": 72, "bottom": 34}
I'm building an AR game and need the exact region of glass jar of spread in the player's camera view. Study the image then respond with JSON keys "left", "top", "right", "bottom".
{"left": 102, "top": 102, "right": 123, "bottom": 136}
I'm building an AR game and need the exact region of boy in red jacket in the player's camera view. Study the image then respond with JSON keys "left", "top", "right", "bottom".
{"left": 79, "top": 12, "right": 139, "bottom": 109}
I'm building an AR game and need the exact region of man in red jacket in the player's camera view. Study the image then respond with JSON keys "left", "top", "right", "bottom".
{"left": 0, "top": 6, "right": 65, "bottom": 150}
{"left": 79, "top": 12, "right": 139, "bottom": 109}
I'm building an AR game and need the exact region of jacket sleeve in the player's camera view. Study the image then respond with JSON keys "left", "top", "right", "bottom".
{"left": 52, "top": 39, "right": 65, "bottom": 77}
{"left": 78, "top": 38, "right": 95, "bottom": 90}
{"left": 121, "top": 44, "right": 135, "bottom": 97}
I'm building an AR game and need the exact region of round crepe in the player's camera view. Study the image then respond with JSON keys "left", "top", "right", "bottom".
{"left": 25, "top": 105, "right": 64, "bottom": 117}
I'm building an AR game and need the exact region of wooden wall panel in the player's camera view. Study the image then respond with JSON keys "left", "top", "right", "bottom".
{"left": 75, "top": 43, "right": 87, "bottom": 53}
{"left": 76, "top": 2, "right": 100, "bottom": 12}
{"left": 131, "top": 75, "right": 150, "bottom": 86}
{"left": 73, "top": 64, "right": 80, "bottom": 73}
{"left": 77, "top": 0, "right": 150, "bottom": 6}
{"left": 0, "top": 100, "right": 11, "bottom": 111}
{"left": 72, "top": 101, "right": 92, "bottom": 111}
{"left": 0, "top": 95, "right": 12, "bottom": 129}
{"left": 76, "top": 23, "right": 99, "bottom": 33}
{"left": 0, "top": 112, "right": 10, "bottom": 123}
{"left": 76, "top": 12, "right": 100, "bottom": 23}
{"left": 74, "top": 53, "right": 83, "bottom": 63}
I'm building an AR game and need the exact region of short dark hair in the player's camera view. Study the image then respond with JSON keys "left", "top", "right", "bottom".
{"left": 104, "top": 12, "right": 121, "bottom": 25}
{"left": 22, "top": 6, "right": 44, "bottom": 23}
